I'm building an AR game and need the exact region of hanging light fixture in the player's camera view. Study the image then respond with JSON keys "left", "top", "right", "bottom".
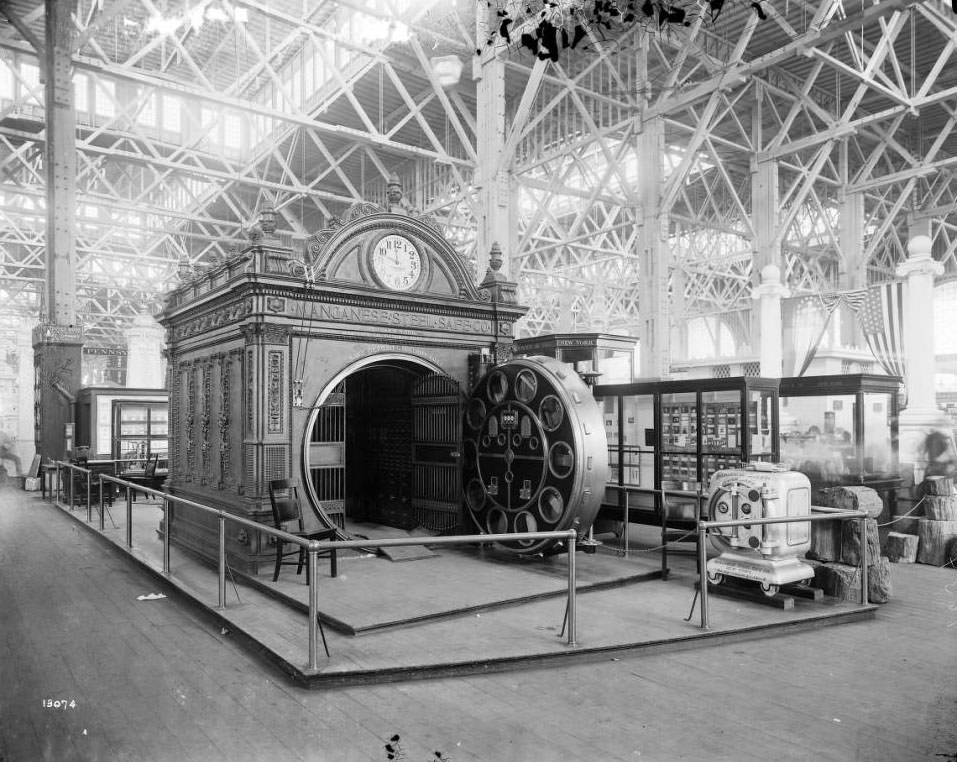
{"left": 430, "top": 55, "right": 463, "bottom": 87}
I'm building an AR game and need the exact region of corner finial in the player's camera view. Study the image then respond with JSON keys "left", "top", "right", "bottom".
{"left": 489, "top": 241, "right": 504, "bottom": 272}
{"left": 259, "top": 204, "right": 277, "bottom": 236}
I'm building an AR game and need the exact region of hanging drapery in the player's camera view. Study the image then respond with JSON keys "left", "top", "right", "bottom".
{"left": 783, "top": 294, "right": 831, "bottom": 377}
{"left": 856, "top": 281, "right": 906, "bottom": 379}
{"left": 783, "top": 290, "right": 873, "bottom": 377}
{"left": 780, "top": 281, "right": 905, "bottom": 379}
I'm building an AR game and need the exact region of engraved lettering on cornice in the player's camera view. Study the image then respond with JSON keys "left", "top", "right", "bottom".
{"left": 312, "top": 303, "right": 495, "bottom": 334}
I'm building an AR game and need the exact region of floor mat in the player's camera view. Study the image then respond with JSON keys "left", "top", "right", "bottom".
{"left": 347, "top": 522, "right": 439, "bottom": 562}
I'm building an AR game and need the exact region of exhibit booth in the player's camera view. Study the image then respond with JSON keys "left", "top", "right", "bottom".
{"left": 159, "top": 197, "right": 608, "bottom": 571}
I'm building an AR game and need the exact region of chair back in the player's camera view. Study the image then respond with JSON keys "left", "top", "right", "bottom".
{"left": 268, "top": 478, "right": 304, "bottom": 530}
{"left": 143, "top": 453, "right": 159, "bottom": 477}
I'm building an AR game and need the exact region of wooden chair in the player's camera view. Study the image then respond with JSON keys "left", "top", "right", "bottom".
{"left": 268, "top": 479, "right": 338, "bottom": 583}
{"left": 123, "top": 454, "right": 164, "bottom": 501}
{"left": 660, "top": 480, "right": 706, "bottom": 580}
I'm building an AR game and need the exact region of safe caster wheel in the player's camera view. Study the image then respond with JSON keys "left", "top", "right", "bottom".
{"left": 760, "top": 582, "right": 779, "bottom": 597}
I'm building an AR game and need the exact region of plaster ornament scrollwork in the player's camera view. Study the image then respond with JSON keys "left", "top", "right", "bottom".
{"left": 185, "top": 366, "right": 195, "bottom": 482}
{"left": 174, "top": 299, "right": 254, "bottom": 340}
{"left": 219, "top": 355, "right": 231, "bottom": 490}
{"left": 246, "top": 350, "right": 254, "bottom": 434}
{"left": 261, "top": 325, "right": 290, "bottom": 345}
{"left": 267, "top": 351, "right": 284, "bottom": 434}
{"left": 200, "top": 362, "right": 211, "bottom": 484}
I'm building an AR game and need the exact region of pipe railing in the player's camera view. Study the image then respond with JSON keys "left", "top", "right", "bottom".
{"left": 696, "top": 506, "right": 869, "bottom": 630}
{"left": 49, "top": 462, "right": 582, "bottom": 670}
{"left": 602, "top": 483, "right": 657, "bottom": 557}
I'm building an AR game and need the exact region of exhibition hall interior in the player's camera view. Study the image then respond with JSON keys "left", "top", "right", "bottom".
{"left": 0, "top": 1, "right": 955, "bottom": 760}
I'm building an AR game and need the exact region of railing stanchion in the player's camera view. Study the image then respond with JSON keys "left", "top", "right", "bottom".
{"left": 699, "top": 522, "right": 710, "bottom": 629}
{"left": 218, "top": 514, "right": 226, "bottom": 609}
{"left": 163, "top": 498, "right": 171, "bottom": 575}
{"left": 859, "top": 514, "right": 869, "bottom": 605}
{"left": 567, "top": 530, "right": 577, "bottom": 647}
{"left": 622, "top": 489, "right": 629, "bottom": 557}
{"left": 86, "top": 470, "right": 92, "bottom": 522}
{"left": 308, "top": 547, "right": 319, "bottom": 670}
{"left": 98, "top": 474, "right": 105, "bottom": 528}
{"left": 125, "top": 488, "right": 133, "bottom": 548}
{"left": 55, "top": 463, "right": 61, "bottom": 504}
{"left": 68, "top": 465, "right": 74, "bottom": 509}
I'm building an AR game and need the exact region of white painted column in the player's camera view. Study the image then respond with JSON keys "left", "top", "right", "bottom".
{"left": 636, "top": 116, "right": 670, "bottom": 378}
{"left": 125, "top": 313, "right": 166, "bottom": 388}
{"left": 473, "top": 6, "right": 514, "bottom": 281}
{"left": 16, "top": 318, "right": 37, "bottom": 474}
{"left": 896, "top": 234, "right": 946, "bottom": 469}
{"left": 750, "top": 157, "right": 781, "bottom": 368}
{"left": 751, "top": 264, "right": 790, "bottom": 377}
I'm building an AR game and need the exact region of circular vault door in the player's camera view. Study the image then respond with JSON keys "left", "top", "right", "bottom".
{"left": 463, "top": 355, "right": 608, "bottom": 554}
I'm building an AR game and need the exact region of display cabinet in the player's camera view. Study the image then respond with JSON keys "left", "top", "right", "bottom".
{"left": 593, "top": 376, "right": 780, "bottom": 524}
{"left": 74, "top": 387, "right": 168, "bottom": 461}
{"left": 513, "top": 333, "right": 638, "bottom": 384}
{"left": 114, "top": 401, "right": 169, "bottom": 461}
{"left": 778, "top": 374, "right": 901, "bottom": 501}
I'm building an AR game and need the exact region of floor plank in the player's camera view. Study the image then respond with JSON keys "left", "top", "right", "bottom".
{"left": 1, "top": 485, "right": 954, "bottom": 762}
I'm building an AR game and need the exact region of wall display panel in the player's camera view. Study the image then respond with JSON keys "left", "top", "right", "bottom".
{"left": 594, "top": 377, "right": 780, "bottom": 525}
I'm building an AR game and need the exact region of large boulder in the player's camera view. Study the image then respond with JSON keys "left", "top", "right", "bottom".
{"left": 922, "top": 475, "right": 956, "bottom": 496}
{"left": 813, "top": 562, "right": 860, "bottom": 600}
{"left": 917, "top": 519, "right": 957, "bottom": 566}
{"left": 841, "top": 517, "right": 881, "bottom": 567}
{"left": 884, "top": 532, "right": 919, "bottom": 563}
{"left": 822, "top": 485, "right": 885, "bottom": 518}
{"left": 807, "top": 519, "right": 842, "bottom": 562}
{"left": 923, "top": 495, "right": 957, "bottom": 521}
{"left": 867, "top": 557, "right": 893, "bottom": 603}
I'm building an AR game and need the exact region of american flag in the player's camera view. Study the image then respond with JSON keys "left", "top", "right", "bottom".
{"left": 784, "top": 294, "right": 833, "bottom": 376}
{"left": 858, "top": 281, "right": 905, "bottom": 378}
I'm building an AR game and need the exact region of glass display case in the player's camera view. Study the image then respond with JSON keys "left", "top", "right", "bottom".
{"left": 114, "top": 401, "right": 168, "bottom": 461}
{"left": 594, "top": 376, "right": 780, "bottom": 524}
{"left": 513, "top": 333, "right": 638, "bottom": 384}
{"left": 778, "top": 374, "right": 901, "bottom": 500}
{"left": 74, "top": 387, "right": 168, "bottom": 460}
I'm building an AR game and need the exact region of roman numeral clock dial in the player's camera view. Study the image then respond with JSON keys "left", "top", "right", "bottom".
{"left": 371, "top": 234, "right": 422, "bottom": 291}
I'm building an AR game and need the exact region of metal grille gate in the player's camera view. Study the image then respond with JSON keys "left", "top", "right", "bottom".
{"left": 411, "top": 374, "right": 463, "bottom": 532}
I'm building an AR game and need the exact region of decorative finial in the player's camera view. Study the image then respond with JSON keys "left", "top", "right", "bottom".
{"left": 489, "top": 241, "right": 504, "bottom": 272}
{"left": 386, "top": 173, "right": 403, "bottom": 207}
{"left": 176, "top": 253, "right": 194, "bottom": 281}
{"left": 259, "top": 204, "right": 277, "bottom": 236}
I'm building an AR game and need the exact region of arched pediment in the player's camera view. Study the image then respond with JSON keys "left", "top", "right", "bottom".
{"left": 306, "top": 212, "right": 479, "bottom": 300}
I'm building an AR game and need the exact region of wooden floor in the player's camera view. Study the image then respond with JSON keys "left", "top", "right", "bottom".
{"left": 2, "top": 484, "right": 955, "bottom": 761}
{"left": 41, "top": 492, "right": 874, "bottom": 685}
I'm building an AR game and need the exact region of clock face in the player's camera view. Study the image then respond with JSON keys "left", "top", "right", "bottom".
{"left": 371, "top": 234, "right": 422, "bottom": 291}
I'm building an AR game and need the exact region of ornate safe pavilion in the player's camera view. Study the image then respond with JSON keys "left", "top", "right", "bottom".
{"left": 160, "top": 193, "right": 607, "bottom": 572}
